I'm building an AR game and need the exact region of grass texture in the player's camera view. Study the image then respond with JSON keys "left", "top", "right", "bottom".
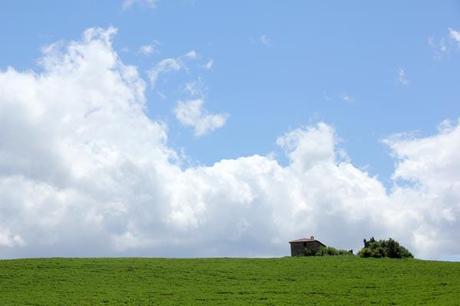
{"left": 1, "top": 256, "right": 459, "bottom": 305}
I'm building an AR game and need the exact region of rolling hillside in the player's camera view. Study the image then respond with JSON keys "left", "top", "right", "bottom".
{"left": 1, "top": 256, "right": 459, "bottom": 305}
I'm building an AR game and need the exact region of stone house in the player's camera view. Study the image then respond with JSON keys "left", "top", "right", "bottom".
{"left": 289, "top": 236, "right": 326, "bottom": 256}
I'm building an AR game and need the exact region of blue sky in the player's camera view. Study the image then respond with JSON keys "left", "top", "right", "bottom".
{"left": 2, "top": 1, "right": 459, "bottom": 181}
{"left": 1, "top": 1, "right": 460, "bottom": 259}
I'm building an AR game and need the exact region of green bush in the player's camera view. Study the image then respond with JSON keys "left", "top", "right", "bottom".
{"left": 358, "top": 237, "right": 413, "bottom": 259}
{"left": 304, "top": 247, "right": 318, "bottom": 256}
{"left": 306, "top": 246, "right": 353, "bottom": 256}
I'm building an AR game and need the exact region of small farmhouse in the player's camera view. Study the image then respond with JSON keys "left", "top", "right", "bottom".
{"left": 289, "top": 236, "right": 326, "bottom": 256}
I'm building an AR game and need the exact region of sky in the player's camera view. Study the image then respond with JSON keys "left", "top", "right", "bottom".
{"left": 0, "top": 1, "right": 459, "bottom": 260}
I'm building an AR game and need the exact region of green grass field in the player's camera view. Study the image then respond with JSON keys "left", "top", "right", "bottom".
{"left": 1, "top": 257, "right": 459, "bottom": 305}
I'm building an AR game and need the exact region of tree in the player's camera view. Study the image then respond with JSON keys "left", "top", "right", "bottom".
{"left": 358, "top": 237, "right": 413, "bottom": 259}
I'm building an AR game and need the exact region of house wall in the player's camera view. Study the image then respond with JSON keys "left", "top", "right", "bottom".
{"left": 290, "top": 241, "right": 324, "bottom": 256}
{"left": 290, "top": 242, "right": 305, "bottom": 256}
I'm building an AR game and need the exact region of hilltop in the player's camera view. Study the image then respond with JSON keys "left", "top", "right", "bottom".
{"left": 1, "top": 257, "right": 459, "bottom": 305}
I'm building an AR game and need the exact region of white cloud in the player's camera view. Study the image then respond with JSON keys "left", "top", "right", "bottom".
{"left": 122, "top": 0, "right": 157, "bottom": 10}
{"left": 138, "top": 42, "right": 159, "bottom": 56}
{"left": 383, "top": 121, "right": 460, "bottom": 257}
{"left": 428, "top": 36, "right": 448, "bottom": 59}
{"left": 448, "top": 28, "right": 460, "bottom": 45}
{"left": 397, "top": 68, "right": 409, "bottom": 86}
{"left": 1, "top": 27, "right": 460, "bottom": 260}
{"left": 259, "top": 34, "right": 271, "bottom": 47}
{"left": 148, "top": 58, "right": 181, "bottom": 89}
{"left": 276, "top": 123, "right": 336, "bottom": 172}
{"left": 147, "top": 50, "right": 198, "bottom": 89}
{"left": 184, "top": 50, "right": 198, "bottom": 60}
{"left": 204, "top": 59, "right": 214, "bottom": 70}
{"left": 174, "top": 99, "right": 228, "bottom": 136}
{"left": 428, "top": 28, "right": 460, "bottom": 58}
{"left": 341, "top": 94, "right": 354, "bottom": 103}
{"left": 0, "top": 226, "right": 25, "bottom": 247}
{"left": 185, "top": 79, "right": 206, "bottom": 97}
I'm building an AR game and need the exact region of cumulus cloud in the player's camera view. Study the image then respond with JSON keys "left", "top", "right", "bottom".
{"left": 174, "top": 99, "right": 228, "bottom": 136}
{"left": 383, "top": 121, "right": 460, "bottom": 257}
{"left": 0, "top": 27, "right": 460, "bottom": 259}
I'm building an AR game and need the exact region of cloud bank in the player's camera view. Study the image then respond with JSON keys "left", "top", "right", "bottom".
{"left": 0, "top": 28, "right": 459, "bottom": 259}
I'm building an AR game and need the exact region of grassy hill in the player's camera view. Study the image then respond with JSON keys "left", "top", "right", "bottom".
{"left": 1, "top": 256, "right": 459, "bottom": 305}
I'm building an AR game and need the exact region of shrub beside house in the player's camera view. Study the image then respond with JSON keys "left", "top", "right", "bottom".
{"left": 289, "top": 236, "right": 352, "bottom": 256}
{"left": 289, "top": 235, "right": 413, "bottom": 258}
